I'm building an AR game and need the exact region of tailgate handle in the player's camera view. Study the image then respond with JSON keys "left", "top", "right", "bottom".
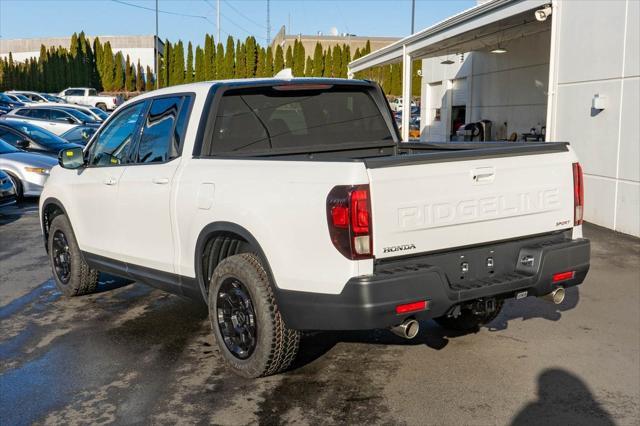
{"left": 472, "top": 167, "right": 495, "bottom": 183}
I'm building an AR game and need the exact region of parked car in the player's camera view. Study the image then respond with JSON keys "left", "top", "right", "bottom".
{"left": 0, "top": 169, "right": 17, "bottom": 208}
{"left": 0, "top": 119, "right": 82, "bottom": 157}
{"left": 0, "top": 138, "right": 57, "bottom": 200}
{"left": 54, "top": 103, "right": 109, "bottom": 122}
{"left": 60, "top": 126, "right": 97, "bottom": 145}
{"left": 389, "top": 97, "right": 417, "bottom": 112}
{"left": 41, "top": 78, "right": 590, "bottom": 379}
{"left": 58, "top": 87, "right": 122, "bottom": 111}
{"left": 5, "top": 106, "right": 100, "bottom": 136}
{"left": 0, "top": 93, "right": 25, "bottom": 116}
{"left": 5, "top": 91, "right": 54, "bottom": 103}
{"left": 3, "top": 93, "right": 35, "bottom": 104}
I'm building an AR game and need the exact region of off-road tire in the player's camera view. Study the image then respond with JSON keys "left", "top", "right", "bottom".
{"left": 48, "top": 215, "right": 99, "bottom": 296}
{"left": 435, "top": 300, "right": 504, "bottom": 331}
{"left": 208, "top": 253, "right": 300, "bottom": 378}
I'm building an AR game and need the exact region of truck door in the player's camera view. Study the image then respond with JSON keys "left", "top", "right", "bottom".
{"left": 115, "top": 95, "right": 193, "bottom": 279}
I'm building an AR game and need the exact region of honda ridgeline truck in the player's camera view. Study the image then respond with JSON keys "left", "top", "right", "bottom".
{"left": 40, "top": 78, "right": 590, "bottom": 378}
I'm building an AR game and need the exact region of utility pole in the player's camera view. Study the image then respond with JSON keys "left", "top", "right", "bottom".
{"left": 155, "top": 0, "right": 159, "bottom": 89}
{"left": 411, "top": 0, "right": 416, "bottom": 34}
{"left": 266, "top": 0, "right": 271, "bottom": 45}
{"left": 216, "top": 0, "right": 220, "bottom": 42}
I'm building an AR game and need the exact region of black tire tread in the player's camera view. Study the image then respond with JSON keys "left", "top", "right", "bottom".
{"left": 49, "top": 215, "right": 99, "bottom": 297}
{"left": 209, "top": 253, "right": 300, "bottom": 378}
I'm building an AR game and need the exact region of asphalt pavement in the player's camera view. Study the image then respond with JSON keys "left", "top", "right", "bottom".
{"left": 1, "top": 200, "right": 638, "bottom": 425}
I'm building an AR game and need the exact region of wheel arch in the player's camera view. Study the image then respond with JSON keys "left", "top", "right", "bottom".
{"left": 41, "top": 197, "right": 70, "bottom": 252}
{"left": 194, "top": 221, "right": 278, "bottom": 305}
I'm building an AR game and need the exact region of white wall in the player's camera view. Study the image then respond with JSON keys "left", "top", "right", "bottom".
{"left": 551, "top": 0, "right": 639, "bottom": 236}
{"left": 420, "top": 28, "right": 551, "bottom": 142}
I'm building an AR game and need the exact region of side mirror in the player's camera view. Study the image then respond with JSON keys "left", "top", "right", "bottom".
{"left": 58, "top": 147, "right": 85, "bottom": 169}
{"left": 16, "top": 139, "right": 30, "bottom": 149}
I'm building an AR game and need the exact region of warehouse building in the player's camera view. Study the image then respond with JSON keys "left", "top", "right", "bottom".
{"left": 271, "top": 26, "right": 399, "bottom": 54}
{"left": 0, "top": 35, "right": 163, "bottom": 73}
{"left": 349, "top": 0, "right": 639, "bottom": 236}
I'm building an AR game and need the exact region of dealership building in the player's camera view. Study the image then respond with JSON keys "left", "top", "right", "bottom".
{"left": 349, "top": 0, "right": 639, "bottom": 236}
{"left": 0, "top": 35, "right": 163, "bottom": 73}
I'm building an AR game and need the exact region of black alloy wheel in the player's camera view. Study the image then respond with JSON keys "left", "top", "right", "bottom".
{"left": 51, "top": 230, "right": 72, "bottom": 284}
{"left": 216, "top": 278, "right": 257, "bottom": 359}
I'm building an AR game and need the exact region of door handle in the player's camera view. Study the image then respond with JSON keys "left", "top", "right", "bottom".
{"left": 152, "top": 177, "right": 169, "bottom": 185}
{"left": 471, "top": 167, "right": 495, "bottom": 183}
{"left": 103, "top": 177, "right": 117, "bottom": 186}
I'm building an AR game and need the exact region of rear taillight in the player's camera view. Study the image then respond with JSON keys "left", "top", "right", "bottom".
{"left": 573, "top": 162, "right": 584, "bottom": 225}
{"left": 327, "top": 185, "right": 373, "bottom": 259}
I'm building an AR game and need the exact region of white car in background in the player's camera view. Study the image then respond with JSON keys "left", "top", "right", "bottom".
{"left": 4, "top": 105, "right": 100, "bottom": 136}
{"left": 58, "top": 88, "right": 122, "bottom": 111}
{"left": 5, "top": 91, "right": 64, "bottom": 104}
{"left": 389, "top": 97, "right": 417, "bottom": 112}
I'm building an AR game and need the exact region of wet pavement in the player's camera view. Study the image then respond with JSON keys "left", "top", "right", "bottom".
{"left": 1, "top": 200, "right": 639, "bottom": 425}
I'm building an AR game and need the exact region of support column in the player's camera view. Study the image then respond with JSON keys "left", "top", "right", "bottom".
{"left": 401, "top": 46, "right": 412, "bottom": 141}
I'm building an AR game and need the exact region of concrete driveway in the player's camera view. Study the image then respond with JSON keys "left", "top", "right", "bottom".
{"left": 1, "top": 201, "right": 638, "bottom": 425}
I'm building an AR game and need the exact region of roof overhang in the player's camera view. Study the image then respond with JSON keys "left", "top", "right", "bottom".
{"left": 349, "top": 0, "right": 551, "bottom": 73}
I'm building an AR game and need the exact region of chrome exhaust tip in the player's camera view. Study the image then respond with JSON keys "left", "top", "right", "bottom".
{"left": 541, "top": 287, "right": 565, "bottom": 305}
{"left": 390, "top": 319, "right": 420, "bottom": 339}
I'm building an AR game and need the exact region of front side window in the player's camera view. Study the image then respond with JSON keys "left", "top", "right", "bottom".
{"left": 136, "top": 96, "right": 191, "bottom": 163}
{"left": 88, "top": 102, "right": 145, "bottom": 166}
{"left": 26, "top": 109, "right": 48, "bottom": 119}
{"left": 0, "top": 128, "right": 22, "bottom": 145}
{"left": 49, "top": 109, "right": 72, "bottom": 122}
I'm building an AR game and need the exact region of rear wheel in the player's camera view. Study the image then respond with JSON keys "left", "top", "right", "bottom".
{"left": 48, "top": 215, "right": 99, "bottom": 296}
{"left": 208, "top": 253, "right": 300, "bottom": 378}
{"left": 96, "top": 103, "right": 107, "bottom": 111}
{"left": 435, "top": 300, "right": 504, "bottom": 331}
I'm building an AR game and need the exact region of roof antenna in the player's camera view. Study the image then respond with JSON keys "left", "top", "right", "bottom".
{"left": 274, "top": 68, "right": 294, "bottom": 79}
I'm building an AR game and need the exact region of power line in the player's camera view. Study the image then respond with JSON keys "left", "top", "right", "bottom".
{"left": 111, "top": 0, "right": 214, "bottom": 23}
{"left": 221, "top": 0, "right": 268, "bottom": 30}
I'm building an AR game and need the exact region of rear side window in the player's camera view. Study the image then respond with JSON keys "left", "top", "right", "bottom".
{"left": 136, "top": 95, "right": 192, "bottom": 164}
{"left": 208, "top": 85, "right": 393, "bottom": 155}
{"left": 26, "top": 109, "right": 48, "bottom": 119}
{"left": 49, "top": 109, "right": 71, "bottom": 122}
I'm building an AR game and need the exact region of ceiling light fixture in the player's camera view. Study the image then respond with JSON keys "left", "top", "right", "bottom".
{"left": 491, "top": 46, "right": 508, "bottom": 54}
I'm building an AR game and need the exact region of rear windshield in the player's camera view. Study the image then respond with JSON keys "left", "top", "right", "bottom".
{"left": 208, "top": 85, "right": 393, "bottom": 155}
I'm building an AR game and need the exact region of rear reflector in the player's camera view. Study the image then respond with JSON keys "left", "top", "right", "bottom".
{"left": 573, "top": 162, "right": 584, "bottom": 225}
{"left": 395, "top": 300, "right": 427, "bottom": 314}
{"left": 552, "top": 271, "right": 575, "bottom": 283}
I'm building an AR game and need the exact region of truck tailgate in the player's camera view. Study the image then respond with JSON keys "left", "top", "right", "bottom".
{"left": 367, "top": 150, "right": 575, "bottom": 259}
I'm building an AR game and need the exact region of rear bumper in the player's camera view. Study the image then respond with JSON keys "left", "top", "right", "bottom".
{"left": 277, "top": 233, "right": 590, "bottom": 330}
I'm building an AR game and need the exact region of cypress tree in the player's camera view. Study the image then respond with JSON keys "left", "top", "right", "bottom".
{"left": 295, "top": 41, "right": 305, "bottom": 76}
{"left": 215, "top": 42, "right": 225, "bottom": 80}
{"left": 224, "top": 36, "right": 235, "bottom": 79}
{"left": 332, "top": 45, "right": 342, "bottom": 78}
{"left": 256, "top": 47, "right": 265, "bottom": 77}
{"left": 265, "top": 46, "right": 274, "bottom": 76}
{"left": 93, "top": 37, "right": 104, "bottom": 90}
{"left": 324, "top": 47, "right": 333, "bottom": 77}
{"left": 145, "top": 65, "right": 154, "bottom": 91}
{"left": 340, "top": 45, "right": 350, "bottom": 78}
{"left": 285, "top": 45, "right": 293, "bottom": 69}
{"left": 162, "top": 40, "right": 171, "bottom": 87}
{"left": 171, "top": 41, "right": 185, "bottom": 85}
{"left": 274, "top": 45, "right": 284, "bottom": 73}
{"left": 102, "top": 42, "right": 115, "bottom": 91}
{"left": 186, "top": 41, "right": 194, "bottom": 83}
{"left": 245, "top": 36, "right": 257, "bottom": 78}
{"left": 124, "top": 55, "right": 133, "bottom": 92}
{"left": 312, "top": 42, "right": 323, "bottom": 77}
{"left": 136, "top": 60, "right": 144, "bottom": 91}
{"left": 305, "top": 56, "right": 313, "bottom": 77}
{"left": 204, "top": 34, "right": 214, "bottom": 80}
{"left": 235, "top": 39, "right": 245, "bottom": 78}
{"left": 195, "top": 46, "right": 204, "bottom": 82}
{"left": 113, "top": 52, "right": 124, "bottom": 91}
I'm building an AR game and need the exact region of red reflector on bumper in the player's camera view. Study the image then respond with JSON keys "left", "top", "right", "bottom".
{"left": 395, "top": 300, "right": 427, "bottom": 314}
{"left": 552, "top": 271, "right": 575, "bottom": 283}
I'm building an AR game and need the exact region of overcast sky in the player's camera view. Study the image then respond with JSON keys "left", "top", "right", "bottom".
{"left": 0, "top": 0, "right": 475, "bottom": 47}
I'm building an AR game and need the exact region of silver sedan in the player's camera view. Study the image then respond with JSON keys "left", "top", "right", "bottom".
{"left": 0, "top": 138, "right": 58, "bottom": 199}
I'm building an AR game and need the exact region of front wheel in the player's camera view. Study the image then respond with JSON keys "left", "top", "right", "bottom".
{"left": 48, "top": 215, "right": 99, "bottom": 296}
{"left": 208, "top": 253, "right": 300, "bottom": 378}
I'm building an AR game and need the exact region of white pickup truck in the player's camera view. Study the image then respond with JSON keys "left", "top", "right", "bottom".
{"left": 57, "top": 87, "right": 122, "bottom": 111}
{"left": 40, "top": 78, "right": 590, "bottom": 378}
